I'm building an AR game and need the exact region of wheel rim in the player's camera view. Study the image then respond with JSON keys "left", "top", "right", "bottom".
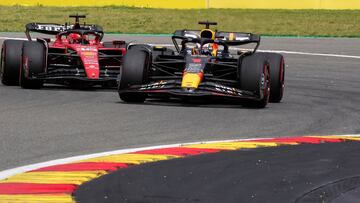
{"left": 265, "top": 65, "right": 270, "bottom": 102}
{"left": 260, "top": 64, "right": 270, "bottom": 102}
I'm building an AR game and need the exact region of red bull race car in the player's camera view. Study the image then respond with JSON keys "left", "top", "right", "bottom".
{"left": 1, "top": 15, "right": 126, "bottom": 88}
{"left": 118, "top": 21, "right": 285, "bottom": 108}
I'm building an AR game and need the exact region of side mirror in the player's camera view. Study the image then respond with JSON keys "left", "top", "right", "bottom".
{"left": 153, "top": 46, "right": 167, "bottom": 51}
{"left": 113, "top": 40, "right": 126, "bottom": 46}
{"left": 38, "top": 38, "right": 51, "bottom": 43}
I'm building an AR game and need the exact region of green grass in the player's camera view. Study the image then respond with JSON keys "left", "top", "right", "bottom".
{"left": 0, "top": 6, "right": 360, "bottom": 37}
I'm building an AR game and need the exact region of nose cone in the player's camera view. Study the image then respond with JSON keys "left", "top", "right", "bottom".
{"left": 181, "top": 72, "right": 203, "bottom": 89}
{"left": 78, "top": 47, "right": 99, "bottom": 79}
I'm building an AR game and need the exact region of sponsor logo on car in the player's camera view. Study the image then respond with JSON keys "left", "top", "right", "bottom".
{"left": 215, "top": 84, "right": 242, "bottom": 96}
{"left": 140, "top": 81, "right": 167, "bottom": 90}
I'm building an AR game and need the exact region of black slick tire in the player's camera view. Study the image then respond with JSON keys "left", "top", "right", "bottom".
{"left": 20, "top": 41, "right": 45, "bottom": 89}
{"left": 118, "top": 47, "right": 149, "bottom": 103}
{"left": 0, "top": 40, "right": 24, "bottom": 86}
{"left": 239, "top": 53, "right": 270, "bottom": 108}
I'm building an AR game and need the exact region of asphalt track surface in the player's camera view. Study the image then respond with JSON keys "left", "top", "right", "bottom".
{"left": 0, "top": 33, "right": 360, "bottom": 174}
{"left": 75, "top": 141, "right": 360, "bottom": 203}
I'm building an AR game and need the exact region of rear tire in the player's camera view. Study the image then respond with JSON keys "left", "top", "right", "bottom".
{"left": 239, "top": 53, "right": 270, "bottom": 108}
{"left": 20, "top": 41, "right": 45, "bottom": 89}
{"left": 1, "top": 40, "right": 24, "bottom": 86}
{"left": 265, "top": 53, "right": 285, "bottom": 103}
{"left": 118, "top": 46, "right": 149, "bottom": 103}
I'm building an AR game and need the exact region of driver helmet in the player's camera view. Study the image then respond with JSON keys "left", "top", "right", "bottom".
{"left": 68, "top": 33, "right": 82, "bottom": 44}
{"left": 202, "top": 44, "right": 212, "bottom": 55}
{"left": 190, "top": 43, "right": 218, "bottom": 56}
{"left": 202, "top": 43, "right": 218, "bottom": 56}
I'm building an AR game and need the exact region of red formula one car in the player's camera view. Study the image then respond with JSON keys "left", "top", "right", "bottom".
{"left": 1, "top": 15, "right": 126, "bottom": 88}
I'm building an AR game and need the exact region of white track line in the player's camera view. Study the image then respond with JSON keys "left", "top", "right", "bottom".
{"left": 0, "top": 37, "right": 28, "bottom": 41}
{"left": 0, "top": 134, "right": 359, "bottom": 181}
{"left": 259, "top": 50, "right": 360, "bottom": 59}
{"left": 0, "top": 138, "right": 247, "bottom": 180}
{"left": 151, "top": 43, "right": 360, "bottom": 59}
{"left": 1, "top": 36, "right": 360, "bottom": 59}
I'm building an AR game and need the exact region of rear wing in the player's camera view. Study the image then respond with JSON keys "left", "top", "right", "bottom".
{"left": 172, "top": 29, "right": 261, "bottom": 53}
{"left": 216, "top": 31, "right": 260, "bottom": 46}
{"left": 173, "top": 30, "right": 260, "bottom": 44}
{"left": 173, "top": 30, "right": 201, "bottom": 39}
{"left": 25, "top": 23, "right": 103, "bottom": 41}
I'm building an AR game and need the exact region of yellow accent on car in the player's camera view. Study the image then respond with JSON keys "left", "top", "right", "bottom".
{"left": 200, "top": 29, "right": 215, "bottom": 40}
{"left": 212, "top": 49, "right": 217, "bottom": 57}
{"left": 181, "top": 73, "right": 202, "bottom": 89}
{"left": 82, "top": 52, "right": 95, "bottom": 56}
{"left": 229, "top": 33, "right": 235, "bottom": 41}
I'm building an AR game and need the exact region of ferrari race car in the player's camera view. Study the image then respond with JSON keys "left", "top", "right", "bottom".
{"left": 118, "top": 21, "right": 285, "bottom": 108}
{"left": 0, "top": 14, "right": 126, "bottom": 88}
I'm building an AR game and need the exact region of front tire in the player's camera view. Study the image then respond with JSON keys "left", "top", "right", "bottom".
{"left": 20, "top": 41, "right": 45, "bottom": 89}
{"left": 118, "top": 46, "right": 149, "bottom": 103}
{"left": 239, "top": 53, "right": 270, "bottom": 108}
{"left": 1, "top": 40, "right": 24, "bottom": 86}
{"left": 265, "top": 53, "right": 285, "bottom": 103}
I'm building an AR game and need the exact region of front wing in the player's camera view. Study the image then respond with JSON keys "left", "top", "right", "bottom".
{"left": 120, "top": 80, "right": 263, "bottom": 101}
{"left": 28, "top": 69, "right": 119, "bottom": 85}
